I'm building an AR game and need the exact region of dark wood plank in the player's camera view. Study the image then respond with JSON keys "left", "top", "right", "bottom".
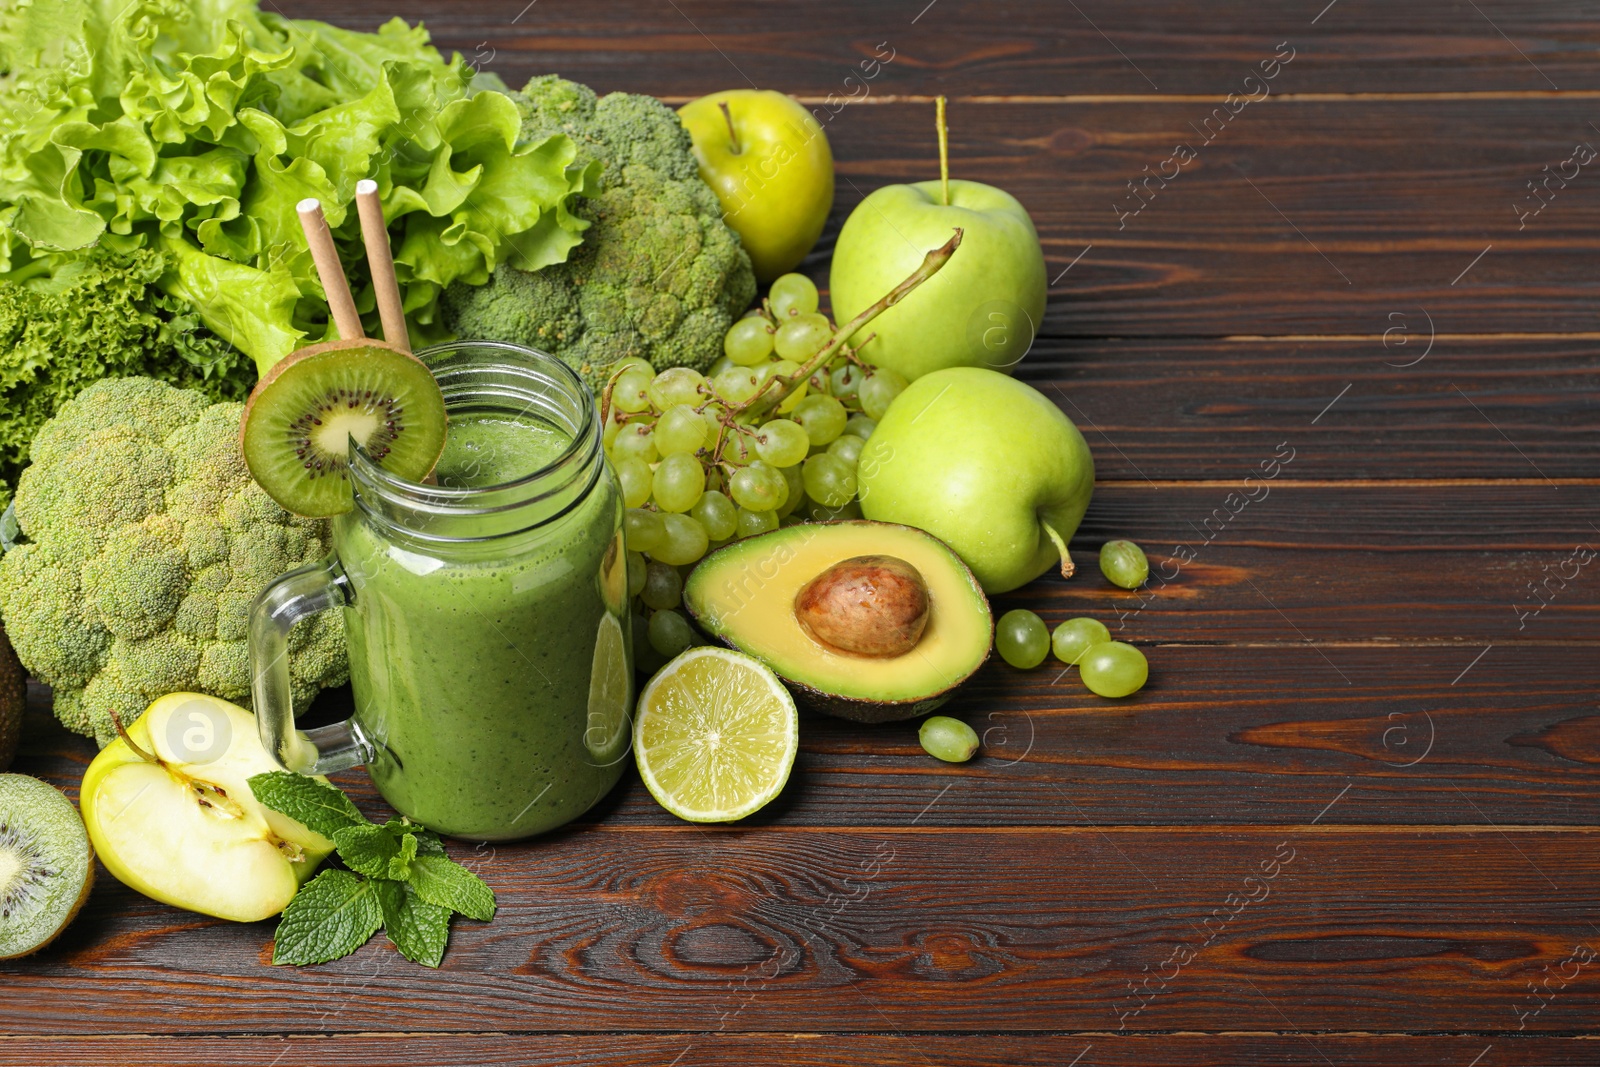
{"left": 1020, "top": 336, "right": 1600, "bottom": 480}
{"left": 4, "top": 1033, "right": 1594, "bottom": 1066}
{"left": 16, "top": 640, "right": 1600, "bottom": 828}
{"left": 3, "top": 827, "right": 1598, "bottom": 1034}
{"left": 804, "top": 98, "right": 1600, "bottom": 337}
{"left": 267, "top": 0, "right": 1600, "bottom": 96}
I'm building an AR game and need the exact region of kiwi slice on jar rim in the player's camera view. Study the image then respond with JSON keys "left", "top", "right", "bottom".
{"left": 242, "top": 339, "right": 448, "bottom": 518}
{"left": 0, "top": 773, "right": 94, "bottom": 960}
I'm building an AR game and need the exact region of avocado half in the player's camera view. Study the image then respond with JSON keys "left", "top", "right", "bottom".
{"left": 683, "top": 521, "right": 993, "bottom": 723}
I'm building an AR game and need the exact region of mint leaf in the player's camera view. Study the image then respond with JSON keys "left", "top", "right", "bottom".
{"left": 333, "top": 824, "right": 403, "bottom": 879}
{"left": 271, "top": 870, "right": 383, "bottom": 966}
{"left": 375, "top": 880, "right": 451, "bottom": 968}
{"left": 409, "top": 854, "right": 496, "bottom": 922}
{"left": 248, "top": 772, "right": 366, "bottom": 840}
{"left": 384, "top": 819, "right": 446, "bottom": 856}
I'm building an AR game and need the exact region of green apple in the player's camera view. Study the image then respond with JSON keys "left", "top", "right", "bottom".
{"left": 856, "top": 367, "right": 1093, "bottom": 593}
{"left": 81, "top": 693, "right": 333, "bottom": 923}
{"left": 679, "top": 89, "right": 833, "bottom": 283}
{"left": 830, "top": 179, "right": 1046, "bottom": 380}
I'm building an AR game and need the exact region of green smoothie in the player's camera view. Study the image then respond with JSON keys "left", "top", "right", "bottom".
{"left": 337, "top": 411, "right": 630, "bottom": 841}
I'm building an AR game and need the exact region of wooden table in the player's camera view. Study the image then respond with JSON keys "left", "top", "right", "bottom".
{"left": 6, "top": 2, "right": 1599, "bottom": 1063}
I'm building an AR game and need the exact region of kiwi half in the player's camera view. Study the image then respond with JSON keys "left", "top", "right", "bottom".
{"left": 242, "top": 339, "right": 448, "bottom": 518}
{"left": 0, "top": 774, "right": 93, "bottom": 959}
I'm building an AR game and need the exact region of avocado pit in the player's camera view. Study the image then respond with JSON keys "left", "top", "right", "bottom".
{"left": 794, "top": 554, "right": 930, "bottom": 657}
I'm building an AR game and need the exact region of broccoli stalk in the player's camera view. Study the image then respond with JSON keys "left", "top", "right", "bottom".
{"left": 440, "top": 76, "right": 757, "bottom": 388}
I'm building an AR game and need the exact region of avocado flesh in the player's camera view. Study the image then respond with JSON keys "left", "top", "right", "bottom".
{"left": 684, "top": 521, "right": 993, "bottom": 723}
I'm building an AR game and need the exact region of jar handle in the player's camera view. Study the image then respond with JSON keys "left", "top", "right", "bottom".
{"left": 249, "top": 555, "right": 371, "bottom": 774}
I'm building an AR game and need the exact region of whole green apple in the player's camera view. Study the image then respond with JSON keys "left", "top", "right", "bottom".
{"left": 830, "top": 180, "right": 1046, "bottom": 380}
{"left": 679, "top": 90, "right": 834, "bottom": 283}
{"left": 857, "top": 367, "right": 1093, "bottom": 593}
{"left": 81, "top": 693, "right": 334, "bottom": 922}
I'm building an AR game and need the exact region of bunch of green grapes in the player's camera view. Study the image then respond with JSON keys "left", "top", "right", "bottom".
{"left": 603, "top": 272, "right": 910, "bottom": 661}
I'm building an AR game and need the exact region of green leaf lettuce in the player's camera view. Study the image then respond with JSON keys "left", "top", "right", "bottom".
{"left": 0, "top": 0, "right": 593, "bottom": 375}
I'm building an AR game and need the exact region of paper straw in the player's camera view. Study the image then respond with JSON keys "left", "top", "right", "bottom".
{"left": 354, "top": 179, "right": 410, "bottom": 353}
{"left": 296, "top": 198, "right": 363, "bottom": 341}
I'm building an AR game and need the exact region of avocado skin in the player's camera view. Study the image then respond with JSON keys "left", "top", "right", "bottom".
{"left": 683, "top": 521, "right": 993, "bottom": 724}
{"left": 0, "top": 622, "right": 23, "bottom": 771}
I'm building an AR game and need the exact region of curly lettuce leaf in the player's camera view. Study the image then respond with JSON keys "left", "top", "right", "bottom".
{"left": 0, "top": 2, "right": 591, "bottom": 375}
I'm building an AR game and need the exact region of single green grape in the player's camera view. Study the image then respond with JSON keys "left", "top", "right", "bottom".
{"left": 844, "top": 413, "right": 877, "bottom": 440}
{"left": 612, "top": 367, "right": 653, "bottom": 413}
{"left": 652, "top": 513, "right": 711, "bottom": 566}
{"left": 919, "top": 715, "right": 980, "bottom": 763}
{"left": 611, "top": 424, "right": 658, "bottom": 465}
{"left": 640, "top": 560, "right": 683, "bottom": 611}
{"left": 690, "top": 489, "right": 739, "bottom": 540}
{"left": 736, "top": 507, "right": 779, "bottom": 538}
{"left": 755, "top": 419, "right": 810, "bottom": 467}
{"left": 807, "top": 497, "right": 863, "bottom": 522}
{"left": 654, "top": 403, "right": 708, "bottom": 457}
{"left": 996, "top": 609, "right": 1049, "bottom": 669}
{"left": 802, "top": 452, "right": 857, "bottom": 508}
{"left": 776, "top": 464, "right": 805, "bottom": 518}
{"left": 827, "top": 434, "right": 865, "bottom": 469}
{"left": 648, "top": 608, "right": 697, "bottom": 658}
{"left": 624, "top": 508, "right": 665, "bottom": 554}
{"left": 626, "top": 550, "right": 647, "bottom": 597}
{"left": 1099, "top": 540, "right": 1149, "bottom": 589}
{"left": 614, "top": 457, "right": 652, "bottom": 510}
{"left": 859, "top": 367, "right": 909, "bottom": 420}
{"left": 706, "top": 355, "right": 736, "bottom": 378}
{"left": 769, "top": 273, "right": 819, "bottom": 319}
{"left": 721, "top": 427, "right": 756, "bottom": 465}
{"left": 649, "top": 367, "right": 706, "bottom": 410}
{"left": 1052, "top": 616, "right": 1111, "bottom": 667}
{"left": 724, "top": 315, "right": 775, "bottom": 366}
{"left": 775, "top": 312, "right": 833, "bottom": 362}
{"left": 714, "top": 366, "right": 762, "bottom": 405}
{"left": 830, "top": 363, "right": 863, "bottom": 402}
{"left": 652, "top": 452, "right": 706, "bottom": 513}
{"left": 793, "top": 393, "right": 848, "bottom": 446}
{"left": 730, "top": 460, "right": 787, "bottom": 511}
{"left": 1079, "top": 641, "right": 1148, "bottom": 698}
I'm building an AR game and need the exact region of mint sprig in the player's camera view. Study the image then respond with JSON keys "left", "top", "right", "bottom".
{"left": 248, "top": 772, "right": 497, "bottom": 968}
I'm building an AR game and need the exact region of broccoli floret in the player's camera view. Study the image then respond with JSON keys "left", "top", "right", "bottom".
{"left": 440, "top": 76, "right": 756, "bottom": 387}
{"left": 0, "top": 377, "right": 346, "bottom": 745}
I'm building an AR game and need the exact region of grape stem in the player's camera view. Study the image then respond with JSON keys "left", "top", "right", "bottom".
{"left": 1040, "top": 519, "right": 1076, "bottom": 579}
{"left": 704, "top": 229, "right": 962, "bottom": 468}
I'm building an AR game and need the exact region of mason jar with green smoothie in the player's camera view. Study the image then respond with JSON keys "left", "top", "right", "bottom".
{"left": 250, "top": 341, "right": 632, "bottom": 842}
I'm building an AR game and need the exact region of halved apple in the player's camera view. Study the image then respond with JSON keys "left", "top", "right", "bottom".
{"left": 80, "top": 693, "right": 334, "bottom": 922}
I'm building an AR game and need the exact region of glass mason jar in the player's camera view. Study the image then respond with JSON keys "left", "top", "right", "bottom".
{"left": 250, "top": 342, "right": 632, "bottom": 842}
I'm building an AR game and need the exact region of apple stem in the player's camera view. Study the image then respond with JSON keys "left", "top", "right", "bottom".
{"left": 720, "top": 101, "right": 741, "bottom": 155}
{"left": 936, "top": 95, "right": 950, "bottom": 206}
{"left": 108, "top": 708, "right": 161, "bottom": 766}
{"left": 1040, "top": 520, "right": 1077, "bottom": 579}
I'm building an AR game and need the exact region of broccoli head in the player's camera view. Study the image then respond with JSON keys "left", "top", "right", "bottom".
{"left": 0, "top": 377, "right": 346, "bottom": 745}
{"left": 440, "top": 76, "right": 757, "bottom": 387}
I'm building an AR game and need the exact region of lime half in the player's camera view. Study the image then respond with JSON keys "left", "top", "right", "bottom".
{"left": 633, "top": 647, "right": 799, "bottom": 823}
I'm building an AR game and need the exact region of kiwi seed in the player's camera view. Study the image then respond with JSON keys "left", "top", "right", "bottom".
{"left": 0, "top": 774, "right": 94, "bottom": 960}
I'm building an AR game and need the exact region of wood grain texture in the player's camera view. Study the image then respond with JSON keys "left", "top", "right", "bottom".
{"left": 3, "top": 827, "right": 1598, "bottom": 1034}
{"left": 804, "top": 98, "right": 1600, "bottom": 337}
{"left": 3, "top": 1033, "right": 1594, "bottom": 1067}
{"left": 267, "top": 0, "right": 1600, "bottom": 96}
{"left": 14, "top": 638, "right": 1600, "bottom": 828}
{"left": 1020, "top": 336, "right": 1600, "bottom": 480}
